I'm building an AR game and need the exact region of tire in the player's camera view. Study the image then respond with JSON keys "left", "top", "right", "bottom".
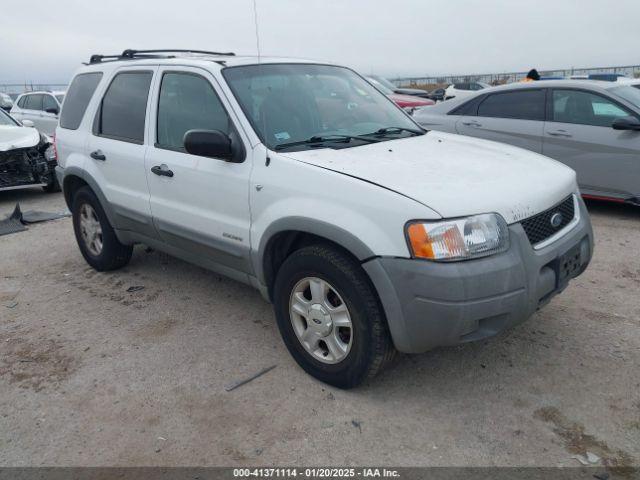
{"left": 273, "top": 244, "right": 395, "bottom": 388}
{"left": 72, "top": 186, "right": 132, "bottom": 271}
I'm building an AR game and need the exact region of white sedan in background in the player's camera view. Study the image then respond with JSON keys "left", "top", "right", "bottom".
{"left": 444, "top": 81, "right": 490, "bottom": 101}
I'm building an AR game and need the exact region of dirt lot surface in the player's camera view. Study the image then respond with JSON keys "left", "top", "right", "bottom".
{"left": 0, "top": 188, "right": 639, "bottom": 469}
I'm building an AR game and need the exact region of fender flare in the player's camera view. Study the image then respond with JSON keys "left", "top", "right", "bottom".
{"left": 255, "top": 216, "right": 376, "bottom": 286}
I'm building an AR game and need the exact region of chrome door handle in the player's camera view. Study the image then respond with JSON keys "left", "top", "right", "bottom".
{"left": 548, "top": 130, "right": 572, "bottom": 138}
{"left": 462, "top": 121, "right": 482, "bottom": 127}
{"left": 151, "top": 164, "right": 174, "bottom": 178}
{"left": 90, "top": 150, "right": 106, "bottom": 161}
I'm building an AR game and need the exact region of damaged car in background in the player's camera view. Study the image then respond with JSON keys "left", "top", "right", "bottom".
{"left": 0, "top": 108, "right": 59, "bottom": 192}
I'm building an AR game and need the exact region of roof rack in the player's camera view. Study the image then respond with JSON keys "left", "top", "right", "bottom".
{"left": 88, "top": 48, "right": 236, "bottom": 64}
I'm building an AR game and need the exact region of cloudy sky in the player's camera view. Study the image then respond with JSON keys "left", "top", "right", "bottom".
{"left": 1, "top": 0, "right": 638, "bottom": 85}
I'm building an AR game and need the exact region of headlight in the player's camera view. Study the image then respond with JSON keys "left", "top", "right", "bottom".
{"left": 406, "top": 213, "right": 509, "bottom": 261}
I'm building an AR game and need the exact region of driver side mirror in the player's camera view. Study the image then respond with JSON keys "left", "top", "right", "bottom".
{"left": 21, "top": 119, "right": 35, "bottom": 127}
{"left": 184, "top": 129, "right": 243, "bottom": 162}
{"left": 45, "top": 107, "right": 59, "bottom": 115}
{"left": 612, "top": 116, "right": 640, "bottom": 131}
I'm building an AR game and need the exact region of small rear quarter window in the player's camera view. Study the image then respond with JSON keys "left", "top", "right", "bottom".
{"left": 60, "top": 72, "right": 103, "bottom": 130}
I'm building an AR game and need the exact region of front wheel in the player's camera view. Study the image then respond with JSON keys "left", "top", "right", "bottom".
{"left": 273, "top": 244, "right": 395, "bottom": 388}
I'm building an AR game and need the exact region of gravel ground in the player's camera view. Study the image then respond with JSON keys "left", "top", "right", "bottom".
{"left": 0, "top": 188, "right": 638, "bottom": 469}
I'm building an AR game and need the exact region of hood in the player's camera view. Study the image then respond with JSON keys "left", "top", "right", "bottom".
{"left": 0, "top": 125, "right": 40, "bottom": 151}
{"left": 389, "top": 93, "right": 434, "bottom": 107}
{"left": 279, "top": 131, "right": 577, "bottom": 224}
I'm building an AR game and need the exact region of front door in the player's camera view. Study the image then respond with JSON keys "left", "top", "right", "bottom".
{"left": 40, "top": 94, "right": 61, "bottom": 136}
{"left": 543, "top": 88, "right": 640, "bottom": 199}
{"left": 145, "top": 67, "right": 253, "bottom": 279}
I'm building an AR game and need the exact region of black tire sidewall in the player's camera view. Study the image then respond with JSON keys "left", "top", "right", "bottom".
{"left": 72, "top": 187, "right": 126, "bottom": 271}
{"left": 273, "top": 247, "right": 381, "bottom": 388}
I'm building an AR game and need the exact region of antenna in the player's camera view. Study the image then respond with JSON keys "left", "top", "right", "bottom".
{"left": 252, "top": 0, "right": 270, "bottom": 166}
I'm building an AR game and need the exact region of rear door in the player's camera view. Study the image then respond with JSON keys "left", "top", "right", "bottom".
{"left": 145, "top": 66, "right": 253, "bottom": 279}
{"left": 543, "top": 88, "right": 640, "bottom": 198}
{"left": 85, "top": 67, "right": 158, "bottom": 239}
{"left": 21, "top": 94, "right": 45, "bottom": 128}
{"left": 456, "top": 88, "right": 546, "bottom": 153}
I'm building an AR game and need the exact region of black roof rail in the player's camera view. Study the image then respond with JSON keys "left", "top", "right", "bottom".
{"left": 88, "top": 49, "right": 236, "bottom": 64}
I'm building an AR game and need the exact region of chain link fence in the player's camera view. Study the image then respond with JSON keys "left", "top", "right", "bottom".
{"left": 0, "top": 83, "right": 68, "bottom": 96}
{"left": 392, "top": 65, "right": 640, "bottom": 89}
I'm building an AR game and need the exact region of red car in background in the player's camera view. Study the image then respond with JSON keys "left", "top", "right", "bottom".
{"left": 366, "top": 76, "right": 435, "bottom": 114}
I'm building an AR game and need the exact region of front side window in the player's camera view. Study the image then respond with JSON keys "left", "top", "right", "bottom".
{"left": 96, "top": 71, "right": 152, "bottom": 143}
{"left": 552, "top": 90, "right": 631, "bottom": 127}
{"left": 60, "top": 72, "right": 103, "bottom": 130}
{"left": 43, "top": 95, "right": 58, "bottom": 113}
{"left": 223, "top": 63, "right": 422, "bottom": 151}
{"left": 477, "top": 90, "right": 545, "bottom": 121}
{"left": 24, "top": 94, "right": 43, "bottom": 111}
{"left": 156, "top": 72, "right": 231, "bottom": 151}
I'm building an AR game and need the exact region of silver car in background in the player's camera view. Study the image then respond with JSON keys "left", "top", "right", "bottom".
{"left": 414, "top": 80, "right": 640, "bottom": 204}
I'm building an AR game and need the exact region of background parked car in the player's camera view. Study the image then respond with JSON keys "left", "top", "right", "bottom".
{"left": 365, "top": 76, "right": 434, "bottom": 113}
{"left": 367, "top": 75, "right": 431, "bottom": 98}
{"left": 0, "top": 107, "right": 58, "bottom": 192}
{"left": 10, "top": 91, "right": 65, "bottom": 136}
{"left": 414, "top": 80, "right": 640, "bottom": 204}
{"left": 444, "top": 81, "right": 490, "bottom": 100}
{"left": 588, "top": 73, "right": 628, "bottom": 82}
{"left": 427, "top": 87, "right": 447, "bottom": 102}
{"left": 0, "top": 93, "right": 13, "bottom": 112}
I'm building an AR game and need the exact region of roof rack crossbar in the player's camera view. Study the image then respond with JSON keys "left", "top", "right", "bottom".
{"left": 89, "top": 49, "right": 236, "bottom": 65}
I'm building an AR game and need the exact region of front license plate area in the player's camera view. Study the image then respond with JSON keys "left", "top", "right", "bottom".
{"left": 556, "top": 244, "right": 582, "bottom": 288}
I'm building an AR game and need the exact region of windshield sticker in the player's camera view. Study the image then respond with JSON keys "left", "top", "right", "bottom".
{"left": 275, "top": 132, "right": 291, "bottom": 141}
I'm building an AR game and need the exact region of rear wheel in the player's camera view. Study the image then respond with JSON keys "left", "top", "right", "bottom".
{"left": 273, "top": 244, "right": 395, "bottom": 388}
{"left": 72, "top": 186, "right": 132, "bottom": 271}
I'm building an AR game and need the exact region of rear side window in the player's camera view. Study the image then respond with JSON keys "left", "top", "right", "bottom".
{"left": 24, "top": 94, "right": 43, "bottom": 111}
{"left": 156, "top": 72, "right": 231, "bottom": 151}
{"left": 477, "top": 90, "right": 545, "bottom": 121}
{"left": 17, "top": 96, "right": 27, "bottom": 108}
{"left": 95, "top": 71, "right": 152, "bottom": 143}
{"left": 449, "top": 95, "right": 485, "bottom": 116}
{"left": 60, "top": 73, "right": 103, "bottom": 130}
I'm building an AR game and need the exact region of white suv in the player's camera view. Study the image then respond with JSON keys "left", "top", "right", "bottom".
{"left": 56, "top": 49, "right": 593, "bottom": 388}
{"left": 10, "top": 91, "right": 65, "bottom": 136}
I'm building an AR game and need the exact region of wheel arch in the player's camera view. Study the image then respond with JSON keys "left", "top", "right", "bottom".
{"left": 257, "top": 217, "right": 376, "bottom": 302}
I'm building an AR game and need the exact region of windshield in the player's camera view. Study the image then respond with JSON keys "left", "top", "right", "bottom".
{"left": 55, "top": 94, "right": 65, "bottom": 104}
{"left": 223, "top": 63, "right": 422, "bottom": 151}
{"left": 610, "top": 85, "right": 640, "bottom": 109}
{"left": 0, "top": 108, "right": 19, "bottom": 126}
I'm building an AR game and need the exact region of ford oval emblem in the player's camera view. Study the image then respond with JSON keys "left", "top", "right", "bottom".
{"left": 550, "top": 212, "right": 563, "bottom": 228}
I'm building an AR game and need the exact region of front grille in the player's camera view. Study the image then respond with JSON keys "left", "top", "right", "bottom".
{"left": 521, "top": 195, "right": 575, "bottom": 246}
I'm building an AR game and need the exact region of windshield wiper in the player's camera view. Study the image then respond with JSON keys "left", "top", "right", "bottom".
{"left": 274, "top": 134, "right": 380, "bottom": 151}
{"left": 367, "top": 126, "right": 425, "bottom": 137}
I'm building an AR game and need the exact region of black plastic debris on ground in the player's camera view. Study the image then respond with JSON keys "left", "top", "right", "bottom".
{"left": 0, "top": 204, "right": 27, "bottom": 237}
{"left": 0, "top": 203, "right": 71, "bottom": 237}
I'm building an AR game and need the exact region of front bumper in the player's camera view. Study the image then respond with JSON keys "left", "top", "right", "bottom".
{"left": 363, "top": 196, "right": 593, "bottom": 353}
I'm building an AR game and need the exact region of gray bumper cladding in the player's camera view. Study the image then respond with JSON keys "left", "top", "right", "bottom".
{"left": 363, "top": 198, "right": 594, "bottom": 354}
